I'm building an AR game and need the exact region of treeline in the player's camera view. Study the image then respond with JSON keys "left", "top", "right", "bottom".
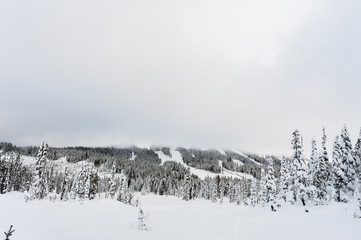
{"left": 0, "top": 143, "right": 275, "bottom": 178}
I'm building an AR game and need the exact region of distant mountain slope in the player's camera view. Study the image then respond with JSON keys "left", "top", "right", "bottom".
{"left": 0, "top": 142, "right": 281, "bottom": 179}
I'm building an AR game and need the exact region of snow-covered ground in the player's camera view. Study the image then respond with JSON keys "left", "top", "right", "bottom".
{"left": 1, "top": 192, "right": 360, "bottom": 240}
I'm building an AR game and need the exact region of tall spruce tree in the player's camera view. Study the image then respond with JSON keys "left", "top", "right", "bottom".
{"left": 250, "top": 179, "right": 257, "bottom": 207}
{"left": 28, "top": 143, "right": 49, "bottom": 200}
{"left": 309, "top": 138, "right": 319, "bottom": 185}
{"left": 60, "top": 167, "right": 70, "bottom": 201}
{"left": 107, "top": 161, "right": 117, "bottom": 199}
{"left": 340, "top": 125, "right": 357, "bottom": 198}
{"left": 332, "top": 136, "right": 347, "bottom": 202}
{"left": 315, "top": 127, "right": 330, "bottom": 204}
{"left": 182, "top": 169, "right": 191, "bottom": 201}
{"left": 259, "top": 168, "right": 267, "bottom": 206}
{"left": 87, "top": 165, "right": 99, "bottom": 200}
{"left": 353, "top": 128, "right": 361, "bottom": 177}
{"left": 278, "top": 156, "right": 288, "bottom": 202}
{"left": 291, "top": 130, "right": 307, "bottom": 204}
{"left": 266, "top": 158, "right": 276, "bottom": 204}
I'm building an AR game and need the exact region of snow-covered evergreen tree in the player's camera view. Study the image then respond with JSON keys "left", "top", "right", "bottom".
{"left": 259, "top": 168, "right": 267, "bottom": 206}
{"left": 182, "top": 169, "right": 191, "bottom": 201}
{"left": 309, "top": 138, "right": 318, "bottom": 185}
{"left": 0, "top": 157, "right": 7, "bottom": 194}
{"left": 340, "top": 125, "right": 357, "bottom": 198}
{"left": 27, "top": 143, "right": 49, "bottom": 200}
{"left": 234, "top": 182, "right": 241, "bottom": 205}
{"left": 266, "top": 158, "right": 276, "bottom": 204}
{"left": 307, "top": 139, "right": 318, "bottom": 204}
{"left": 60, "top": 167, "right": 70, "bottom": 201}
{"left": 291, "top": 130, "right": 307, "bottom": 204}
{"left": 219, "top": 177, "right": 225, "bottom": 204}
{"left": 314, "top": 127, "right": 330, "bottom": 204}
{"left": 353, "top": 178, "right": 361, "bottom": 218}
{"left": 353, "top": 128, "right": 361, "bottom": 177}
{"left": 117, "top": 171, "right": 132, "bottom": 204}
{"left": 107, "top": 161, "right": 117, "bottom": 199}
{"left": 87, "top": 166, "right": 99, "bottom": 200}
{"left": 278, "top": 156, "right": 288, "bottom": 202}
{"left": 332, "top": 136, "right": 347, "bottom": 202}
{"left": 250, "top": 179, "right": 257, "bottom": 207}
{"left": 228, "top": 180, "right": 235, "bottom": 203}
{"left": 72, "top": 164, "right": 88, "bottom": 200}
{"left": 210, "top": 178, "right": 218, "bottom": 203}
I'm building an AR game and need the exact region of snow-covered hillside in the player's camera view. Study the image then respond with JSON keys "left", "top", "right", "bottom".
{"left": 0, "top": 192, "right": 359, "bottom": 240}
{"left": 155, "top": 149, "right": 254, "bottom": 180}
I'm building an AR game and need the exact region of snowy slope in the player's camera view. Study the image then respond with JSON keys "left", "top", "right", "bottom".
{"left": 233, "top": 150, "right": 262, "bottom": 165}
{"left": 232, "top": 159, "right": 244, "bottom": 166}
{"left": 155, "top": 150, "right": 254, "bottom": 180}
{"left": 1, "top": 192, "right": 360, "bottom": 240}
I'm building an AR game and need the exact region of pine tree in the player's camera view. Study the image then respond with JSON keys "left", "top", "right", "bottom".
{"left": 278, "top": 156, "right": 288, "bottom": 202}
{"left": 241, "top": 178, "right": 249, "bottom": 205}
{"left": 0, "top": 158, "right": 7, "bottom": 194}
{"left": 72, "top": 164, "right": 88, "bottom": 200}
{"left": 250, "top": 179, "right": 257, "bottom": 207}
{"left": 219, "top": 177, "right": 225, "bottom": 204}
{"left": 291, "top": 130, "right": 307, "bottom": 204}
{"left": 107, "top": 161, "right": 117, "bottom": 199}
{"left": 314, "top": 127, "right": 330, "bottom": 204}
{"left": 228, "top": 180, "right": 236, "bottom": 203}
{"left": 27, "top": 143, "right": 49, "bottom": 200}
{"left": 332, "top": 136, "right": 347, "bottom": 202}
{"left": 87, "top": 166, "right": 99, "bottom": 200}
{"left": 309, "top": 138, "right": 319, "bottom": 186}
{"left": 340, "top": 125, "right": 357, "bottom": 198}
{"left": 353, "top": 128, "right": 361, "bottom": 178}
{"left": 353, "top": 178, "right": 361, "bottom": 218}
{"left": 259, "top": 168, "right": 267, "bottom": 206}
{"left": 60, "top": 167, "right": 70, "bottom": 201}
{"left": 10, "top": 154, "right": 23, "bottom": 192}
{"left": 210, "top": 178, "right": 218, "bottom": 203}
{"left": 182, "top": 169, "right": 191, "bottom": 201}
{"left": 266, "top": 158, "right": 276, "bottom": 204}
{"left": 117, "top": 171, "right": 132, "bottom": 204}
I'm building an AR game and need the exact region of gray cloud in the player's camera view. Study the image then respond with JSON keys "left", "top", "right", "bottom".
{"left": 1, "top": 0, "right": 360, "bottom": 156}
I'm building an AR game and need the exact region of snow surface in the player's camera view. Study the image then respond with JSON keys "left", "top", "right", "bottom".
{"left": 232, "top": 158, "right": 244, "bottom": 166}
{"left": 1, "top": 192, "right": 360, "bottom": 240}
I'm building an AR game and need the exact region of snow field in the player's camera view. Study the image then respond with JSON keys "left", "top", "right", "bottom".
{"left": 1, "top": 192, "right": 360, "bottom": 240}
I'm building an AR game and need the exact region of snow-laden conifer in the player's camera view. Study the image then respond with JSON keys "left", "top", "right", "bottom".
{"left": 291, "top": 130, "right": 307, "bottom": 204}
{"left": 278, "top": 156, "right": 288, "bottom": 202}
{"left": 107, "top": 161, "right": 117, "bottom": 199}
{"left": 266, "top": 158, "right": 276, "bottom": 204}
{"left": 250, "top": 179, "right": 257, "bottom": 207}
{"left": 332, "top": 136, "right": 347, "bottom": 202}
{"left": 60, "top": 167, "right": 70, "bottom": 201}
{"left": 182, "top": 169, "right": 191, "bottom": 201}
{"left": 259, "top": 168, "right": 267, "bottom": 206}
{"left": 315, "top": 127, "right": 330, "bottom": 204}
{"left": 27, "top": 143, "right": 49, "bottom": 200}
{"left": 353, "top": 129, "right": 361, "bottom": 177}
{"left": 340, "top": 125, "right": 357, "bottom": 198}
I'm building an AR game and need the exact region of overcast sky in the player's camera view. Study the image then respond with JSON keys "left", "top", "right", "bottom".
{"left": 0, "top": 0, "right": 360, "bottom": 156}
